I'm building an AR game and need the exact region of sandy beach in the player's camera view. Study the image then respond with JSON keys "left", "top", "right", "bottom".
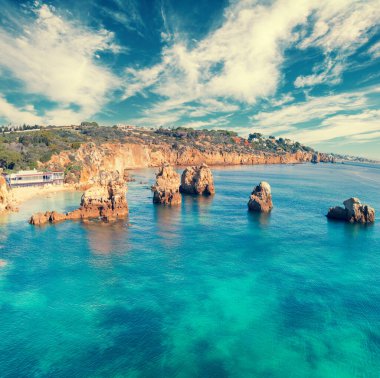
{"left": 10, "top": 184, "right": 79, "bottom": 206}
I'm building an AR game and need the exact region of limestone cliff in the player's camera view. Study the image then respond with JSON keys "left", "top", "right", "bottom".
{"left": 46, "top": 142, "right": 333, "bottom": 186}
{"left": 0, "top": 174, "right": 15, "bottom": 213}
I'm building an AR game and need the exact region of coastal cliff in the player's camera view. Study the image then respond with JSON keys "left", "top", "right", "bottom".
{"left": 47, "top": 142, "right": 332, "bottom": 185}
{"left": 0, "top": 174, "right": 15, "bottom": 213}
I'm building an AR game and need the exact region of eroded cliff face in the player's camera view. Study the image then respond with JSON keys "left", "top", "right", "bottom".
{"left": 47, "top": 142, "right": 333, "bottom": 185}
{"left": 29, "top": 170, "right": 128, "bottom": 225}
{"left": 0, "top": 175, "right": 15, "bottom": 213}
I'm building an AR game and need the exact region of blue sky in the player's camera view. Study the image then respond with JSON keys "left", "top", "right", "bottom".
{"left": 0, "top": 0, "right": 379, "bottom": 158}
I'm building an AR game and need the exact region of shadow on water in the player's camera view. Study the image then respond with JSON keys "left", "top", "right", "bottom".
{"left": 246, "top": 210, "right": 272, "bottom": 229}
{"left": 82, "top": 219, "right": 130, "bottom": 255}
{"left": 326, "top": 217, "right": 375, "bottom": 240}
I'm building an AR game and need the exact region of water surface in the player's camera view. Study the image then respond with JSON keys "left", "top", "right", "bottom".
{"left": 0, "top": 163, "right": 379, "bottom": 377}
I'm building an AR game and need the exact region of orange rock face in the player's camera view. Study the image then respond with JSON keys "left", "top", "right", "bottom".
{"left": 327, "top": 197, "right": 375, "bottom": 223}
{"left": 180, "top": 164, "right": 215, "bottom": 195}
{"left": 0, "top": 174, "right": 16, "bottom": 213}
{"left": 152, "top": 165, "right": 181, "bottom": 205}
{"left": 46, "top": 142, "right": 332, "bottom": 186}
{"left": 247, "top": 181, "right": 273, "bottom": 213}
{"left": 29, "top": 170, "right": 128, "bottom": 225}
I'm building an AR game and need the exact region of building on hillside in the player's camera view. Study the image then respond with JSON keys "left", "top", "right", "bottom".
{"left": 4, "top": 169, "right": 64, "bottom": 188}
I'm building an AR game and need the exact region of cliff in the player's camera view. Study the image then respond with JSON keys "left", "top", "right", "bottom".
{"left": 0, "top": 174, "right": 15, "bottom": 213}
{"left": 47, "top": 142, "right": 333, "bottom": 185}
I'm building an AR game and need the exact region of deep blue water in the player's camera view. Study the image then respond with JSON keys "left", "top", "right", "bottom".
{"left": 0, "top": 163, "right": 379, "bottom": 378}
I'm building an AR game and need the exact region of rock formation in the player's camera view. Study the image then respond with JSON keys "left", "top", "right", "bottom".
{"left": 0, "top": 173, "right": 16, "bottom": 213}
{"left": 327, "top": 197, "right": 375, "bottom": 223}
{"left": 46, "top": 141, "right": 335, "bottom": 186}
{"left": 247, "top": 181, "right": 273, "bottom": 213}
{"left": 311, "top": 153, "right": 320, "bottom": 164}
{"left": 29, "top": 170, "right": 128, "bottom": 225}
{"left": 152, "top": 165, "right": 181, "bottom": 205}
{"left": 180, "top": 164, "right": 215, "bottom": 195}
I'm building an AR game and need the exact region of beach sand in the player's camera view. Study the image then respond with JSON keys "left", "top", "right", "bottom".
{"left": 10, "top": 184, "right": 79, "bottom": 206}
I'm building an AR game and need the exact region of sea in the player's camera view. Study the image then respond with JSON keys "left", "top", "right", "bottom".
{"left": 0, "top": 163, "right": 379, "bottom": 378}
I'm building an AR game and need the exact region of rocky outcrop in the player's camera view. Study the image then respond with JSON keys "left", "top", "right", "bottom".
{"left": 29, "top": 170, "right": 128, "bottom": 225}
{"left": 247, "top": 181, "right": 273, "bottom": 213}
{"left": 327, "top": 197, "right": 375, "bottom": 223}
{"left": 180, "top": 164, "right": 215, "bottom": 195}
{"left": 311, "top": 153, "right": 320, "bottom": 164}
{"left": 152, "top": 165, "right": 181, "bottom": 205}
{"left": 0, "top": 173, "right": 16, "bottom": 213}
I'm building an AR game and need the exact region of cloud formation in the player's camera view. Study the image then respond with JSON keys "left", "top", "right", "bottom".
{"left": 0, "top": 3, "right": 120, "bottom": 124}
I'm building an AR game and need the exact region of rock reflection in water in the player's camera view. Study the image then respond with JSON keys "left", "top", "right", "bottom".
{"left": 153, "top": 204, "right": 182, "bottom": 249}
{"left": 247, "top": 210, "right": 271, "bottom": 228}
{"left": 82, "top": 219, "right": 130, "bottom": 255}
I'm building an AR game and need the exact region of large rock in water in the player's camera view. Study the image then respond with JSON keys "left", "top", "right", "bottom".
{"left": 152, "top": 165, "right": 181, "bottom": 205}
{"left": 247, "top": 181, "right": 273, "bottom": 213}
{"left": 29, "top": 170, "right": 128, "bottom": 225}
{"left": 180, "top": 163, "right": 215, "bottom": 195}
{"left": 327, "top": 197, "right": 375, "bottom": 223}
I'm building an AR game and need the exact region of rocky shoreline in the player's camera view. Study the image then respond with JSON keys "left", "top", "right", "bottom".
{"left": 46, "top": 142, "right": 334, "bottom": 187}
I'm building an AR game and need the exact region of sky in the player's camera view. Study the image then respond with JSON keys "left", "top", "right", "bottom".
{"left": 0, "top": 0, "right": 379, "bottom": 158}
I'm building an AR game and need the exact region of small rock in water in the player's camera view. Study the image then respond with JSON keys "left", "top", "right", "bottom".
{"left": 247, "top": 181, "right": 273, "bottom": 213}
{"left": 180, "top": 163, "right": 215, "bottom": 195}
{"left": 327, "top": 197, "right": 375, "bottom": 223}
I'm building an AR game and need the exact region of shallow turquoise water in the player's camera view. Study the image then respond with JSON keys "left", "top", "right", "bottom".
{"left": 0, "top": 163, "right": 379, "bottom": 377}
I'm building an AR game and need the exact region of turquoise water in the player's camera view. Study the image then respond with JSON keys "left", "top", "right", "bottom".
{"left": 0, "top": 163, "right": 379, "bottom": 377}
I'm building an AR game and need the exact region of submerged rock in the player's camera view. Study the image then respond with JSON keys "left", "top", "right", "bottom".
{"left": 327, "top": 197, "right": 375, "bottom": 223}
{"left": 180, "top": 163, "right": 215, "bottom": 195}
{"left": 247, "top": 181, "right": 273, "bottom": 213}
{"left": 29, "top": 170, "right": 128, "bottom": 225}
{"left": 152, "top": 165, "right": 181, "bottom": 205}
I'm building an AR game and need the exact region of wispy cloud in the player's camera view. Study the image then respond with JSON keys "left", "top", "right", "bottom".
{"left": 124, "top": 0, "right": 380, "bottom": 127}
{"left": 0, "top": 3, "right": 120, "bottom": 124}
{"left": 250, "top": 87, "right": 380, "bottom": 144}
{"left": 295, "top": 0, "right": 380, "bottom": 87}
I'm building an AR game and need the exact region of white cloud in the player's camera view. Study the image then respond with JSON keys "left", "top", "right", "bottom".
{"left": 295, "top": 0, "right": 380, "bottom": 87}
{"left": 0, "top": 95, "right": 42, "bottom": 125}
{"left": 291, "top": 109, "right": 380, "bottom": 144}
{"left": 0, "top": 3, "right": 120, "bottom": 124}
{"left": 294, "top": 59, "right": 344, "bottom": 88}
{"left": 124, "top": 0, "right": 319, "bottom": 108}
{"left": 250, "top": 88, "right": 380, "bottom": 145}
{"left": 252, "top": 92, "right": 367, "bottom": 129}
{"left": 124, "top": 0, "right": 380, "bottom": 129}
{"left": 368, "top": 41, "right": 380, "bottom": 59}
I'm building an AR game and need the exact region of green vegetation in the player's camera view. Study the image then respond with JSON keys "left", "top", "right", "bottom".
{"left": 0, "top": 124, "right": 321, "bottom": 172}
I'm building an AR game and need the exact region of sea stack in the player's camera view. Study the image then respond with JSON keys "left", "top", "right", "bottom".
{"left": 180, "top": 163, "right": 215, "bottom": 195}
{"left": 327, "top": 197, "right": 375, "bottom": 224}
{"left": 29, "top": 170, "right": 128, "bottom": 225}
{"left": 247, "top": 181, "right": 273, "bottom": 213}
{"left": 152, "top": 165, "right": 181, "bottom": 205}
